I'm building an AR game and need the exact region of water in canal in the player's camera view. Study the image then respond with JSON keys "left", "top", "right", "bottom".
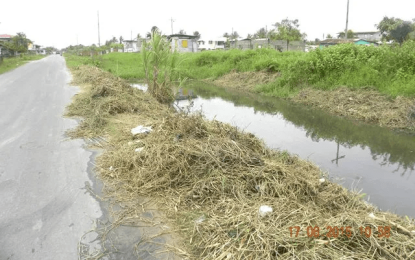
{"left": 133, "top": 82, "right": 415, "bottom": 218}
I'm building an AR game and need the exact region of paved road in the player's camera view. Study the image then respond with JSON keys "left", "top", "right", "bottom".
{"left": 0, "top": 55, "right": 102, "bottom": 260}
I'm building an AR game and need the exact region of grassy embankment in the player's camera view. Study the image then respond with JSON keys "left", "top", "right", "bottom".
{"left": 65, "top": 58, "right": 415, "bottom": 258}
{"left": 0, "top": 54, "right": 45, "bottom": 74}
{"left": 65, "top": 43, "right": 415, "bottom": 131}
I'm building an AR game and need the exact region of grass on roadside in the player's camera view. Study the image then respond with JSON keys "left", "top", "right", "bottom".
{"left": 65, "top": 64, "right": 415, "bottom": 259}
{"left": 0, "top": 54, "right": 45, "bottom": 74}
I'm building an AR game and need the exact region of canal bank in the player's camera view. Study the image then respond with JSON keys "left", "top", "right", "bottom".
{"left": 177, "top": 81, "right": 415, "bottom": 219}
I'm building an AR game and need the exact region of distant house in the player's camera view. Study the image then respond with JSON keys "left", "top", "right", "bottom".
{"left": 348, "top": 31, "right": 382, "bottom": 42}
{"left": 123, "top": 39, "right": 143, "bottom": 52}
{"left": 168, "top": 34, "right": 198, "bottom": 52}
{"left": 319, "top": 38, "right": 379, "bottom": 48}
{"left": 197, "top": 37, "right": 226, "bottom": 51}
{"left": 0, "top": 34, "right": 13, "bottom": 57}
{"left": 123, "top": 40, "right": 137, "bottom": 52}
{"left": 0, "top": 34, "right": 13, "bottom": 43}
{"left": 28, "top": 43, "right": 42, "bottom": 54}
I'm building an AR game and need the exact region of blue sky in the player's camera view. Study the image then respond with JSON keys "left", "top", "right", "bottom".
{"left": 1, "top": 0, "right": 414, "bottom": 48}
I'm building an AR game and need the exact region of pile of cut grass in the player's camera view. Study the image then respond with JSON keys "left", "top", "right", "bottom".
{"left": 67, "top": 65, "right": 415, "bottom": 259}
{"left": 66, "top": 66, "right": 167, "bottom": 138}
{"left": 207, "top": 70, "right": 280, "bottom": 92}
{"left": 292, "top": 87, "right": 415, "bottom": 131}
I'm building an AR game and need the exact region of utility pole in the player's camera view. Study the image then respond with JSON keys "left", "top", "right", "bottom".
{"left": 170, "top": 17, "right": 175, "bottom": 34}
{"left": 345, "top": 0, "right": 350, "bottom": 39}
{"left": 97, "top": 11, "right": 101, "bottom": 46}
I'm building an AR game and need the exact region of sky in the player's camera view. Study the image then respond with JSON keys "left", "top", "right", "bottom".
{"left": 1, "top": 0, "right": 414, "bottom": 49}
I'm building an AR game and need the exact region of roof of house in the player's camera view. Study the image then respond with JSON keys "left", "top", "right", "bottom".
{"left": 353, "top": 31, "right": 380, "bottom": 34}
{"left": 320, "top": 38, "right": 378, "bottom": 45}
{"left": 0, "top": 34, "right": 13, "bottom": 39}
{"left": 167, "top": 34, "right": 197, "bottom": 39}
{"left": 320, "top": 39, "right": 357, "bottom": 44}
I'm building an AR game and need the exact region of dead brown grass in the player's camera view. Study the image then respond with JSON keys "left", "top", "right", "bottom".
{"left": 206, "top": 70, "right": 415, "bottom": 132}
{"left": 207, "top": 70, "right": 279, "bottom": 91}
{"left": 67, "top": 65, "right": 415, "bottom": 260}
{"left": 292, "top": 87, "right": 415, "bottom": 131}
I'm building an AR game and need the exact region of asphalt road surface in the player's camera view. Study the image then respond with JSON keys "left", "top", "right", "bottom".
{"left": 0, "top": 55, "right": 102, "bottom": 260}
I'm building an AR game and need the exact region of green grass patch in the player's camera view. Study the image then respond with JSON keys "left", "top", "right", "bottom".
{"left": 65, "top": 52, "right": 145, "bottom": 80}
{"left": 0, "top": 54, "right": 45, "bottom": 74}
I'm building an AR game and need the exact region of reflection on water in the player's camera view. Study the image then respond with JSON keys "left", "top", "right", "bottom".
{"left": 178, "top": 81, "right": 415, "bottom": 218}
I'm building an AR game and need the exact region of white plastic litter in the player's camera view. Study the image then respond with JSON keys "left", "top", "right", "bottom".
{"left": 131, "top": 125, "right": 152, "bottom": 135}
{"left": 319, "top": 178, "right": 325, "bottom": 183}
{"left": 135, "top": 147, "right": 144, "bottom": 152}
{"left": 109, "top": 166, "right": 114, "bottom": 171}
{"left": 258, "top": 205, "right": 273, "bottom": 217}
{"left": 195, "top": 215, "right": 206, "bottom": 224}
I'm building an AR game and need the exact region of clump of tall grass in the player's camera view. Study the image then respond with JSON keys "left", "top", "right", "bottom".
{"left": 142, "top": 30, "right": 182, "bottom": 103}
{"left": 178, "top": 48, "right": 306, "bottom": 79}
{"left": 259, "top": 41, "right": 415, "bottom": 98}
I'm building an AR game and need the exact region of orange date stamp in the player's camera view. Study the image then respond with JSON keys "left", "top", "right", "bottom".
{"left": 289, "top": 226, "right": 391, "bottom": 239}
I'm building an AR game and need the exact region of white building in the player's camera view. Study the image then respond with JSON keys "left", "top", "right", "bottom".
{"left": 168, "top": 34, "right": 198, "bottom": 53}
{"left": 123, "top": 39, "right": 144, "bottom": 52}
{"left": 197, "top": 37, "right": 227, "bottom": 50}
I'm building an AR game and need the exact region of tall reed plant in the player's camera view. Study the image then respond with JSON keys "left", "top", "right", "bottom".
{"left": 142, "top": 30, "right": 180, "bottom": 103}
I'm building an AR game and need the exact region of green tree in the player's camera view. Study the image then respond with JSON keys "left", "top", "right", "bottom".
{"left": 390, "top": 21, "right": 413, "bottom": 45}
{"left": 270, "top": 18, "right": 306, "bottom": 41}
{"left": 376, "top": 16, "right": 403, "bottom": 41}
{"left": 5, "top": 32, "right": 32, "bottom": 54}
{"left": 193, "top": 31, "right": 201, "bottom": 40}
{"left": 146, "top": 26, "right": 159, "bottom": 39}
{"left": 326, "top": 34, "right": 333, "bottom": 39}
{"left": 120, "top": 36, "right": 124, "bottom": 44}
{"left": 376, "top": 17, "right": 414, "bottom": 43}
{"left": 178, "top": 29, "right": 186, "bottom": 34}
{"left": 254, "top": 28, "right": 267, "bottom": 39}
{"left": 231, "top": 31, "right": 239, "bottom": 40}
{"left": 337, "top": 30, "right": 354, "bottom": 39}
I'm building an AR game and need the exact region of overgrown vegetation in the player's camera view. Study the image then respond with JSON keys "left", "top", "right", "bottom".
{"left": 0, "top": 54, "right": 44, "bottom": 75}
{"left": 258, "top": 41, "right": 415, "bottom": 98}
{"left": 66, "top": 64, "right": 415, "bottom": 259}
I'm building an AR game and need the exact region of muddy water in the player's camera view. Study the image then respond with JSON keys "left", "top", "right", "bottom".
{"left": 172, "top": 82, "right": 415, "bottom": 218}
